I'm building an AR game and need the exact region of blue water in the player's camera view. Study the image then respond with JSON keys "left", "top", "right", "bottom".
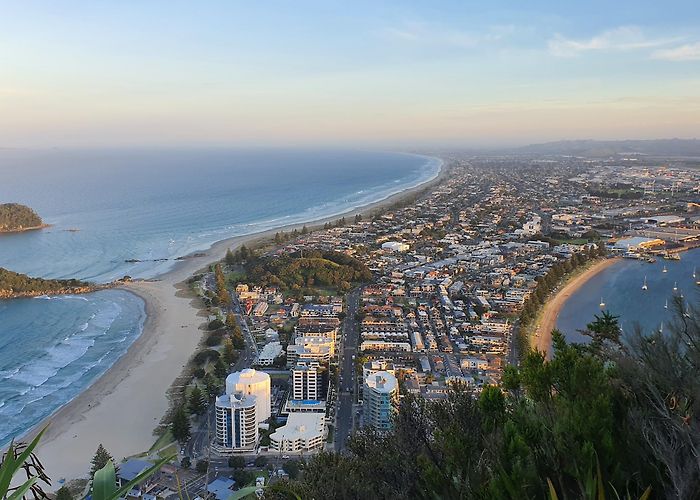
{"left": 557, "top": 251, "right": 700, "bottom": 343}
{"left": 0, "top": 148, "right": 441, "bottom": 444}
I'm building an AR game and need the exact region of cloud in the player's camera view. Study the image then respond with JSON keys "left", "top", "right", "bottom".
{"left": 548, "top": 26, "right": 678, "bottom": 57}
{"left": 651, "top": 42, "right": 700, "bottom": 61}
{"left": 382, "top": 22, "right": 514, "bottom": 50}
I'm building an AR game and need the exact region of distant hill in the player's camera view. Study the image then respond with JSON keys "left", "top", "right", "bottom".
{"left": 0, "top": 203, "right": 45, "bottom": 233}
{"left": 509, "top": 139, "right": 700, "bottom": 157}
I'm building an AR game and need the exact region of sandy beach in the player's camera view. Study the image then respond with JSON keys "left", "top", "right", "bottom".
{"left": 533, "top": 257, "right": 620, "bottom": 358}
{"left": 28, "top": 159, "right": 447, "bottom": 483}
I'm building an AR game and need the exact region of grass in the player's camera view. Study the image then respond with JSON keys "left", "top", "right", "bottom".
{"left": 148, "top": 430, "right": 175, "bottom": 454}
{"left": 158, "top": 443, "right": 179, "bottom": 460}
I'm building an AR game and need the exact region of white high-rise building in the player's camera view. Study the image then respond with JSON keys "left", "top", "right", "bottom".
{"left": 291, "top": 361, "right": 320, "bottom": 401}
{"left": 363, "top": 371, "right": 399, "bottom": 431}
{"left": 225, "top": 369, "right": 271, "bottom": 423}
{"left": 215, "top": 393, "right": 258, "bottom": 452}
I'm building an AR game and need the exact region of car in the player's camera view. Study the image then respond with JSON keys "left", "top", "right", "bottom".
{"left": 281, "top": 455, "right": 290, "bottom": 460}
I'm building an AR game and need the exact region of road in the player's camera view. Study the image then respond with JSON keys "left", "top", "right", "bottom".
{"left": 184, "top": 289, "right": 257, "bottom": 460}
{"left": 335, "top": 288, "right": 360, "bottom": 452}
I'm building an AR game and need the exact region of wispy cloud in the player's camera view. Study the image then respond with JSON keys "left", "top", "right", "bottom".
{"left": 548, "top": 26, "right": 678, "bottom": 57}
{"left": 382, "top": 21, "right": 515, "bottom": 50}
{"left": 652, "top": 42, "right": 700, "bottom": 61}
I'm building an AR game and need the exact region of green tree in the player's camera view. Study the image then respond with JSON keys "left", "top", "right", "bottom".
{"left": 181, "top": 456, "right": 191, "bottom": 469}
{"left": 188, "top": 386, "right": 207, "bottom": 416}
{"left": 228, "top": 456, "right": 246, "bottom": 469}
{"left": 254, "top": 456, "right": 268, "bottom": 468}
{"left": 90, "top": 444, "right": 115, "bottom": 480}
{"left": 225, "top": 248, "right": 236, "bottom": 265}
{"left": 195, "top": 460, "right": 209, "bottom": 474}
{"left": 222, "top": 337, "right": 238, "bottom": 365}
{"left": 171, "top": 406, "right": 191, "bottom": 443}
{"left": 214, "top": 358, "right": 228, "bottom": 379}
{"left": 56, "top": 486, "right": 73, "bottom": 500}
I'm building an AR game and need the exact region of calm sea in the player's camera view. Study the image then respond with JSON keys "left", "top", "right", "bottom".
{"left": 557, "top": 250, "right": 700, "bottom": 342}
{"left": 0, "top": 148, "right": 441, "bottom": 444}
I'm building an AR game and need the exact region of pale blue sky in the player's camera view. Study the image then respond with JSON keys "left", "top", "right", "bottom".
{"left": 1, "top": 1, "right": 699, "bottom": 147}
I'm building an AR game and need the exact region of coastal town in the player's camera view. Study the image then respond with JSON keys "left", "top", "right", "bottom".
{"left": 30, "top": 152, "right": 699, "bottom": 499}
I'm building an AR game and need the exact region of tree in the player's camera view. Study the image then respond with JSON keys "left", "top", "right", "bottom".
{"left": 284, "top": 459, "right": 301, "bottom": 479}
{"left": 188, "top": 386, "right": 207, "bottom": 416}
{"left": 90, "top": 444, "right": 115, "bottom": 480}
{"left": 254, "top": 456, "right": 268, "bottom": 468}
{"left": 171, "top": 406, "right": 191, "bottom": 443}
{"left": 204, "top": 372, "right": 222, "bottom": 398}
{"left": 231, "top": 329, "right": 245, "bottom": 350}
{"left": 225, "top": 248, "right": 236, "bottom": 265}
{"left": 222, "top": 337, "right": 238, "bottom": 365}
{"left": 214, "top": 358, "right": 228, "bottom": 379}
{"left": 232, "top": 469, "right": 254, "bottom": 486}
{"left": 195, "top": 460, "right": 209, "bottom": 474}
{"left": 56, "top": 486, "right": 73, "bottom": 500}
{"left": 228, "top": 456, "right": 246, "bottom": 469}
{"left": 181, "top": 456, "right": 191, "bottom": 469}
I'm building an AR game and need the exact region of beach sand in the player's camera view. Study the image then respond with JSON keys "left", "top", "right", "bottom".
{"left": 29, "top": 161, "right": 447, "bottom": 482}
{"left": 533, "top": 257, "right": 620, "bottom": 358}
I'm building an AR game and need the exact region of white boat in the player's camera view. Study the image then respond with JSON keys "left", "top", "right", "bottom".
{"left": 664, "top": 299, "right": 668, "bottom": 309}
{"left": 642, "top": 276, "right": 648, "bottom": 290}
{"left": 693, "top": 267, "right": 697, "bottom": 279}
{"left": 599, "top": 297, "right": 605, "bottom": 308}
{"left": 673, "top": 281, "right": 678, "bottom": 292}
{"left": 662, "top": 265, "right": 668, "bottom": 273}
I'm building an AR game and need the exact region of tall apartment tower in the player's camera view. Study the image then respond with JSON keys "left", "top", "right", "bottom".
{"left": 362, "top": 370, "right": 399, "bottom": 431}
{"left": 291, "top": 361, "right": 320, "bottom": 401}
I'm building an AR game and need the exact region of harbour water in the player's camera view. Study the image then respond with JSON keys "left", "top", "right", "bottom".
{"left": 0, "top": 148, "right": 441, "bottom": 444}
{"left": 557, "top": 250, "right": 700, "bottom": 343}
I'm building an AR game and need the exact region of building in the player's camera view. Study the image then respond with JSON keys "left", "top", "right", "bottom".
{"left": 292, "top": 361, "right": 321, "bottom": 401}
{"left": 225, "top": 369, "right": 271, "bottom": 423}
{"left": 362, "top": 371, "right": 399, "bottom": 431}
{"left": 257, "top": 341, "right": 283, "bottom": 366}
{"left": 215, "top": 393, "right": 258, "bottom": 452}
{"left": 381, "top": 241, "right": 409, "bottom": 252}
{"left": 269, "top": 412, "right": 326, "bottom": 453}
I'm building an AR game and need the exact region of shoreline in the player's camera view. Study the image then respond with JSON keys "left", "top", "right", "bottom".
{"left": 532, "top": 257, "right": 621, "bottom": 358}
{"left": 26, "top": 156, "right": 448, "bottom": 482}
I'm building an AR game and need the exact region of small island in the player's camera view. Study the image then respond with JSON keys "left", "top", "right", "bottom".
{"left": 0, "top": 267, "right": 98, "bottom": 299}
{"left": 0, "top": 203, "right": 48, "bottom": 233}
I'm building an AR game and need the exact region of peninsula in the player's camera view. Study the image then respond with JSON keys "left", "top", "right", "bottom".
{"left": 0, "top": 267, "right": 97, "bottom": 299}
{"left": 0, "top": 203, "right": 48, "bottom": 233}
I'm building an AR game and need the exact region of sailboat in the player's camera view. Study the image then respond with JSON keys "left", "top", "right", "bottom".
{"left": 662, "top": 265, "right": 668, "bottom": 273}
{"left": 664, "top": 299, "right": 668, "bottom": 309}
{"left": 642, "top": 276, "right": 648, "bottom": 290}
{"left": 599, "top": 297, "right": 605, "bottom": 308}
{"left": 673, "top": 281, "right": 678, "bottom": 292}
{"left": 693, "top": 267, "right": 697, "bottom": 279}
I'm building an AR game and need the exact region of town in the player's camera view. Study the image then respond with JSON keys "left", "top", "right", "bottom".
{"left": 75, "top": 153, "right": 700, "bottom": 499}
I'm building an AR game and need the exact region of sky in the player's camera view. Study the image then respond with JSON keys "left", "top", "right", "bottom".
{"left": 1, "top": 0, "right": 699, "bottom": 148}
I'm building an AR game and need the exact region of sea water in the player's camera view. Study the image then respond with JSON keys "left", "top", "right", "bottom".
{"left": 0, "top": 148, "right": 441, "bottom": 444}
{"left": 557, "top": 250, "right": 700, "bottom": 342}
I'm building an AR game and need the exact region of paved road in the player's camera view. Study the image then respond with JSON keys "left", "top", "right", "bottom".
{"left": 184, "top": 290, "right": 257, "bottom": 461}
{"left": 335, "top": 288, "right": 360, "bottom": 452}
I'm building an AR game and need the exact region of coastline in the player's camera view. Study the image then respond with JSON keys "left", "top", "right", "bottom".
{"left": 532, "top": 257, "right": 621, "bottom": 358}
{"left": 28, "top": 157, "right": 448, "bottom": 482}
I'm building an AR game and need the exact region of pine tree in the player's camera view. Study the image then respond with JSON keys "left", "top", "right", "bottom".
{"left": 188, "top": 386, "right": 207, "bottom": 416}
{"left": 214, "top": 358, "right": 228, "bottom": 379}
{"left": 56, "top": 486, "right": 73, "bottom": 500}
{"left": 225, "top": 248, "right": 236, "bottom": 265}
{"left": 90, "top": 444, "right": 115, "bottom": 479}
{"left": 171, "top": 406, "right": 191, "bottom": 443}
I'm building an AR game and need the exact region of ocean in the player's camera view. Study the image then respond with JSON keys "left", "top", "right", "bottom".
{"left": 0, "top": 148, "right": 441, "bottom": 444}
{"left": 557, "top": 251, "right": 700, "bottom": 343}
